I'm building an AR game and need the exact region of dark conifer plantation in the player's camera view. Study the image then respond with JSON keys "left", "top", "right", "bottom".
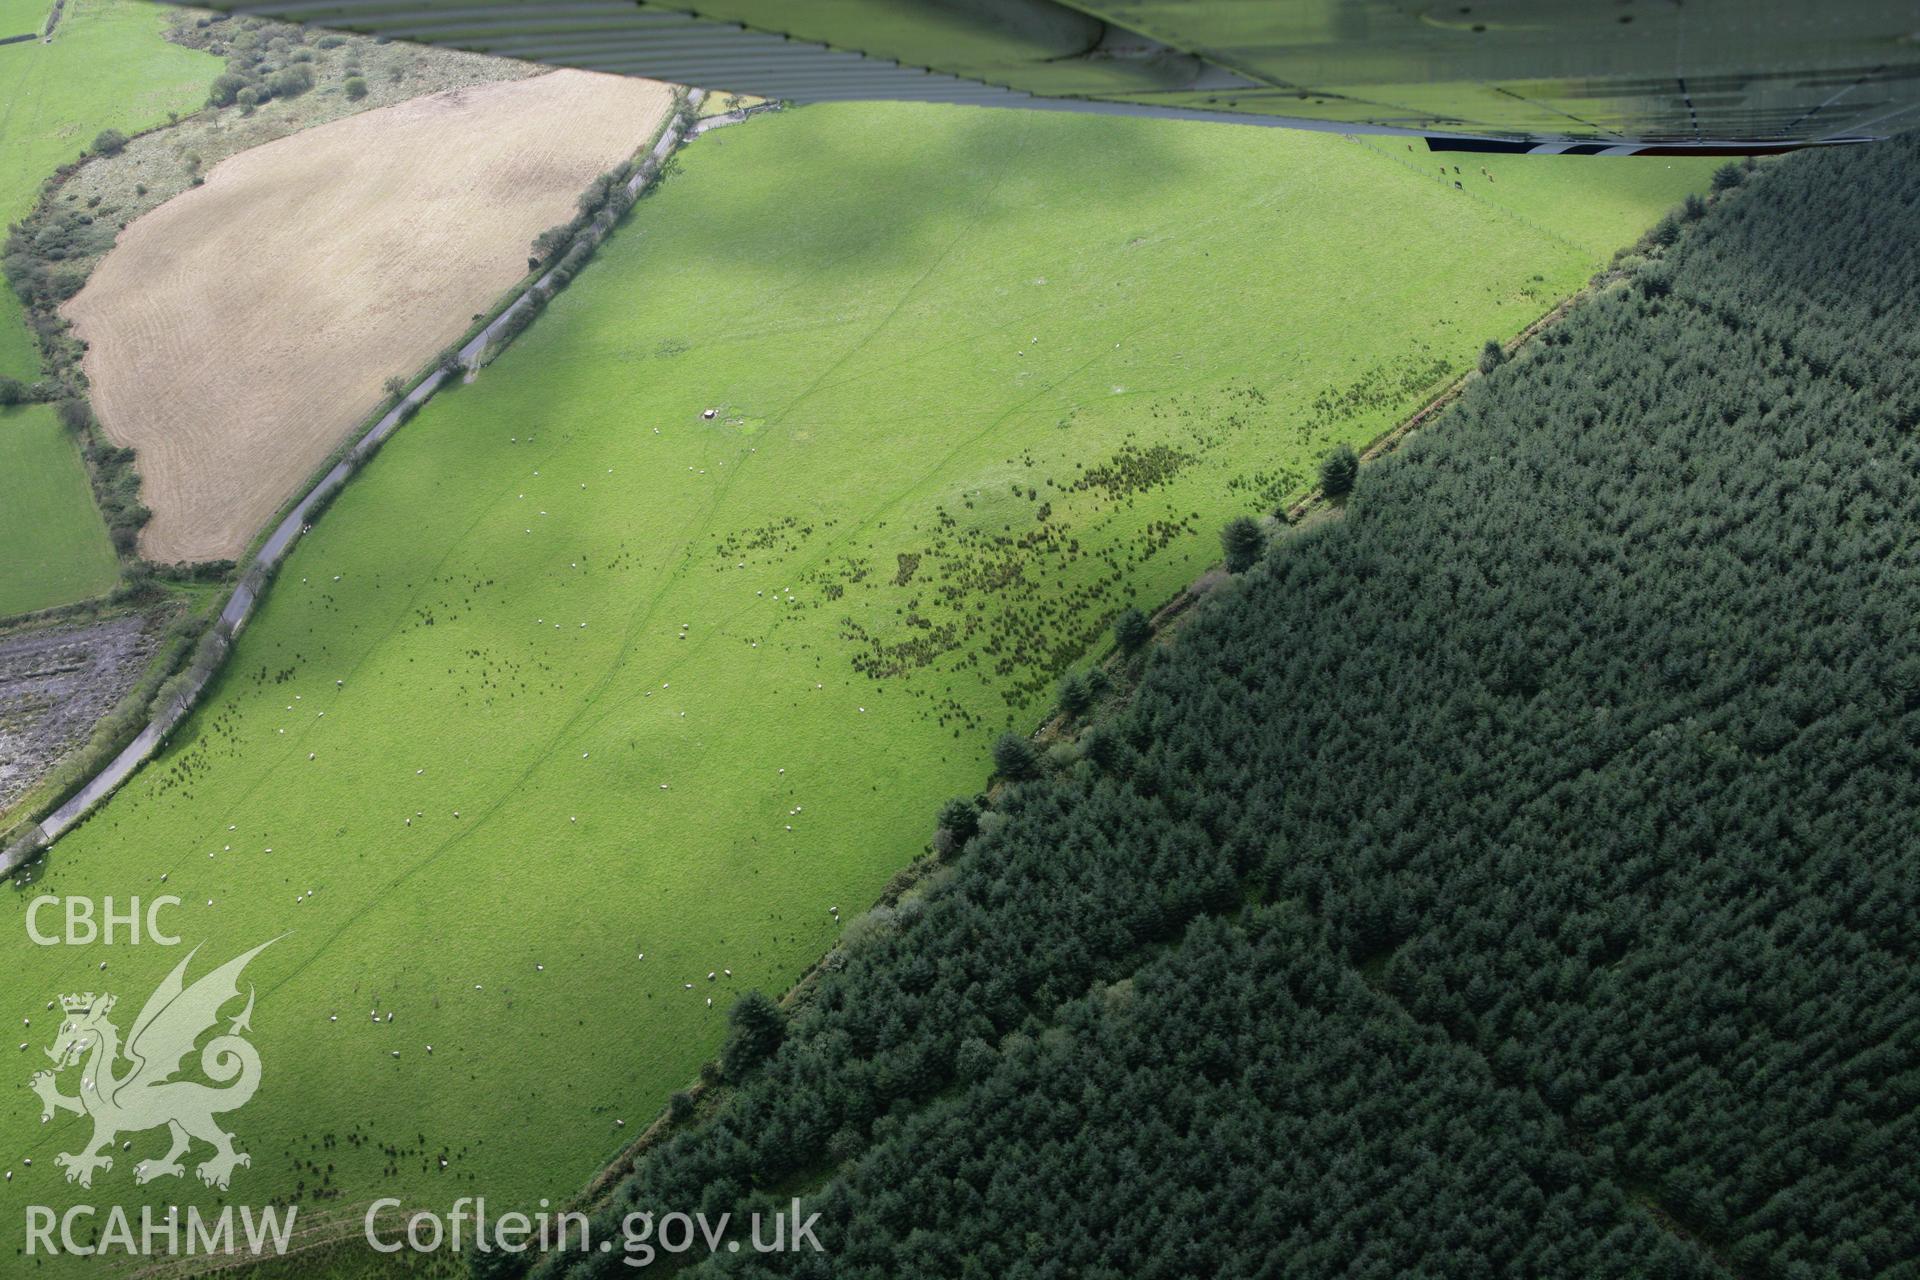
{"left": 523, "top": 135, "right": 1920, "bottom": 1280}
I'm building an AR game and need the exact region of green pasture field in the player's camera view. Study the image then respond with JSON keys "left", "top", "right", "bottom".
{"left": 0, "top": 0, "right": 214, "bottom": 366}
{"left": 0, "top": 403, "right": 119, "bottom": 615}
{"left": 0, "top": 102, "right": 1712, "bottom": 1270}
{"left": 0, "top": 0, "right": 214, "bottom": 614}
{"left": 0, "top": 294, "right": 35, "bottom": 383}
{"left": 0, "top": 0, "right": 46, "bottom": 37}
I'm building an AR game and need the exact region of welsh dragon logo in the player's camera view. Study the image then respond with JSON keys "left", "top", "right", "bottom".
{"left": 28, "top": 939, "right": 277, "bottom": 1191}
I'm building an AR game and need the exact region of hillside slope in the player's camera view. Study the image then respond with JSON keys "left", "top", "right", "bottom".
{"left": 574, "top": 138, "right": 1920, "bottom": 1279}
{"left": 0, "top": 102, "right": 1712, "bottom": 1264}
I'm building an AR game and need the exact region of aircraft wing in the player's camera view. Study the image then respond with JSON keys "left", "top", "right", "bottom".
{"left": 163, "top": 0, "right": 1920, "bottom": 151}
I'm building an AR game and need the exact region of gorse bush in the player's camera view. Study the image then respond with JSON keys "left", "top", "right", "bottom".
{"left": 207, "top": 72, "right": 246, "bottom": 106}
{"left": 265, "top": 63, "right": 314, "bottom": 98}
{"left": 198, "top": 19, "right": 372, "bottom": 109}
{"left": 514, "top": 135, "right": 1920, "bottom": 1280}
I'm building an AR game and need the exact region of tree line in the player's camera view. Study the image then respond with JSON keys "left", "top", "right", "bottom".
{"left": 493, "top": 138, "right": 1918, "bottom": 1279}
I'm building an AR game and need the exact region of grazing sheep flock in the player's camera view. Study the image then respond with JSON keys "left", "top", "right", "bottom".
{"left": 6, "top": 95, "right": 1718, "bottom": 1224}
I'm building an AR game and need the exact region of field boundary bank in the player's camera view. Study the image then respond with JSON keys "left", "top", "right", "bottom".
{"left": 0, "top": 85, "right": 742, "bottom": 876}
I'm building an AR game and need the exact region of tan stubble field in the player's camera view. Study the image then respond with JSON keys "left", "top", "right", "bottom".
{"left": 65, "top": 69, "right": 674, "bottom": 563}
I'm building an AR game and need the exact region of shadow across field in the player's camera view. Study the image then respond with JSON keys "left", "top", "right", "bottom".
{"left": 641, "top": 101, "right": 1203, "bottom": 290}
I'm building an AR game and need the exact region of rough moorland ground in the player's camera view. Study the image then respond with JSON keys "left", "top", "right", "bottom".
{"left": 0, "top": 610, "right": 159, "bottom": 808}
{"left": 0, "top": 102, "right": 1713, "bottom": 1270}
{"left": 65, "top": 69, "right": 674, "bottom": 563}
